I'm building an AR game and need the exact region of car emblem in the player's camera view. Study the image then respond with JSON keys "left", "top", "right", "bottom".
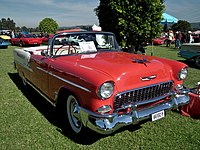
{"left": 132, "top": 56, "right": 149, "bottom": 67}
{"left": 140, "top": 75, "right": 157, "bottom": 81}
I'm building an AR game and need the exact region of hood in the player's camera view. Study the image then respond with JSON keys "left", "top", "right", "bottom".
{"left": 59, "top": 52, "right": 172, "bottom": 92}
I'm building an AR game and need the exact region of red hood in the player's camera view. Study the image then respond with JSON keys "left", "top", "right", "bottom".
{"left": 59, "top": 52, "right": 173, "bottom": 92}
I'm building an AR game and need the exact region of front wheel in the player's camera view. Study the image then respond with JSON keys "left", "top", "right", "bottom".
{"left": 66, "top": 95, "right": 83, "bottom": 134}
{"left": 194, "top": 56, "right": 200, "bottom": 68}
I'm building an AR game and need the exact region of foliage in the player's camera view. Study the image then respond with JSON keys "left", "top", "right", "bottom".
{"left": 39, "top": 18, "right": 58, "bottom": 34}
{"left": 95, "top": 0, "right": 165, "bottom": 48}
{"left": 0, "top": 45, "right": 200, "bottom": 149}
{"left": 171, "top": 20, "right": 192, "bottom": 32}
{"left": 21, "top": 26, "right": 28, "bottom": 32}
{"left": 163, "top": 23, "right": 168, "bottom": 33}
{"left": 94, "top": 0, "right": 122, "bottom": 44}
{"left": 0, "top": 18, "right": 16, "bottom": 30}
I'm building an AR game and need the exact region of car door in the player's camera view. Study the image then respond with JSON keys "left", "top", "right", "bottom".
{"left": 16, "top": 34, "right": 22, "bottom": 45}
{"left": 29, "top": 55, "right": 52, "bottom": 97}
{"left": 11, "top": 34, "right": 20, "bottom": 45}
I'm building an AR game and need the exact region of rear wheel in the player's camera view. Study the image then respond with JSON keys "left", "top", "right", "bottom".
{"left": 194, "top": 56, "right": 200, "bottom": 68}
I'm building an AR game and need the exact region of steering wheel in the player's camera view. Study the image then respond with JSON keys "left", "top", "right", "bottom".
{"left": 55, "top": 44, "right": 77, "bottom": 55}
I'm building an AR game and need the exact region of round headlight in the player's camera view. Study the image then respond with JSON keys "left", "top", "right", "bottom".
{"left": 178, "top": 68, "right": 188, "bottom": 80}
{"left": 98, "top": 82, "right": 114, "bottom": 99}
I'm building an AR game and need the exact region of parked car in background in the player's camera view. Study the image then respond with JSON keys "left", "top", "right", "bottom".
{"left": 0, "top": 35, "right": 11, "bottom": 41}
{"left": 178, "top": 43, "right": 200, "bottom": 68}
{"left": 153, "top": 37, "right": 175, "bottom": 45}
{"left": 14, "top": 31, "right": 190, "bottom": 135}
{"left": 42, "top": 34, "right": 54, "bottom": 45}
{"left": 153, "top": 37, "right": 167, "bottom": 45}
{"left": 0, "top": 37, "right": 9, "bottom": 48}
{"left": 191, "top": 34, "right": 200, "bottom": 43}
{"left": 11, "top": 33, "right": 42, "bottom": 46}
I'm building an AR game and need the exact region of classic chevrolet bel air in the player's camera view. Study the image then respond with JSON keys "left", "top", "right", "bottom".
{"left": 14, "top": 31, "right": 190, "bottom": 134}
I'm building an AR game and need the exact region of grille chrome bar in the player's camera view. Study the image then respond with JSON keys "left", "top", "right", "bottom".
{"left": 114, "top": 81, "right": 173, "bottom": 109}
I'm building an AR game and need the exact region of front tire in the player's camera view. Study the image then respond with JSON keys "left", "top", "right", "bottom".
{"left": 64, "top": 95, "right": 83, "bottom": 134}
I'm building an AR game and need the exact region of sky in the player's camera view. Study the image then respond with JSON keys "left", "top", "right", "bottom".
{"left": 0, "top": 0, "right": 200, "bottom": 28}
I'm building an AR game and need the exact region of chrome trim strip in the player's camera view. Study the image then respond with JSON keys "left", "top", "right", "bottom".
{"left": 36, "top": 67, "right": 91, "bottom": 93}
{"left": 49, "top": 72, "right": 91, "bottom": 93}
{"left": 36, "top": 67, "right": 48, "bottom": 73}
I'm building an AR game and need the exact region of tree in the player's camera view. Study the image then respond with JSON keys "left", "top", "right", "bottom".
{"left": 0, "top": 18, "right": 16, "bottom": 30}
{"left": 171, "top": 20, "right": 192, "bottom": 32}
{"left": 6, "top": 18, "right": 16, "bottom": 30}
{"left": 94, "top": 0, "right": 122, "bottom": 45}
{"left": 21, "top": 26, "right": 28, "bottom": 32}
{"left": 39, "top": 18, "right": 58, "bottom": 34}
{"left": 95, "top": 0, "right": 165, "bottom": 49}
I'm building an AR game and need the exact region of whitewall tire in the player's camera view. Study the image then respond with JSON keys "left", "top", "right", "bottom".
{"left": 66, "top": 95, "right": 82, "bottom": 133}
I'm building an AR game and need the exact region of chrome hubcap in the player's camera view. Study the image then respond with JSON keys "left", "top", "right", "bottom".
{"left": 70, "top": 100, "right": 81, "bottom": 128}
{"left": 67, "top": 95, "right": 82, "bottom": 133}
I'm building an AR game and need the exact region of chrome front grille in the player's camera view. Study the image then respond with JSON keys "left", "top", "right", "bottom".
{"left": 114, "top": 81, "right": 173, "bottom": 109}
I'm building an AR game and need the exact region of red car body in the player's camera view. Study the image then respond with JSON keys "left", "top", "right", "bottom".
{"left": 11, "top": 34, "right": 42, "bottom": 46}
{"left": 153, "top": 37, "right": 175, "bottom": 45}
{"left": 153, "top": 37, "right": 166, "bottom": 45}
{"left": 42, "top": 34, "right": 54, "bottom": 44}
{"left": 13, "top": 31, "right": 190, "bottom": 134}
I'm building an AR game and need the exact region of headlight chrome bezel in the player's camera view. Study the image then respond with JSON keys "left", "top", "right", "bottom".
{"left": 178, "top": 67, "right": 188, "bottom": 80}
{"left": 98, "top": 81, "right": 114, "bottom": 100}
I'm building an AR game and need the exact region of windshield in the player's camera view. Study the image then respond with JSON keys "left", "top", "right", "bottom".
{"left": 24, "top": 34, "right": 37, "bottom": 38}
{"left": 50, "top": 32, "right": 119, "bottom": 56}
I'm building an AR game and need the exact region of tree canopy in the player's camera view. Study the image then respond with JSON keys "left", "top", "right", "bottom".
{"left": 39, "top": 18, "right": 58, "bottom": 34}
{"left": 171, "top": 20, "right": 192, "bottom": 32}
{"left": 0, "top": 18, "right": 16, "bottom": 30}
{"left": 95, "top": 0, "right": 165, "bottom": 48}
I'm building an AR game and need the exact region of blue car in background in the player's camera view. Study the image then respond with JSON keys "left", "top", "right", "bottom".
{"left": 0, "top": 37, "right": 9, "bottom": 49}
{"left": 178, "top": 43, "right": 200, "bottom": 68}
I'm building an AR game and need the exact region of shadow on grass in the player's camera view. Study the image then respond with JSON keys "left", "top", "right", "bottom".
{"left": 8, "top": 72, "right": 143, "bottom": 145}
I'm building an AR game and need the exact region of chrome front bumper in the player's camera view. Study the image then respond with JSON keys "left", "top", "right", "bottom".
{"left": 79, "top": 88, "right": 190, "bottom": 134}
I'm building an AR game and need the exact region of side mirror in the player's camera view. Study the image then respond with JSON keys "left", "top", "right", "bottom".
{"left": 41, "top": 50, "right": 48, "bottom": 57}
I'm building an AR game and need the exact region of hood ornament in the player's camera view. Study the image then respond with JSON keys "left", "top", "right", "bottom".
{"left": 140, "top": 75, "right": 157, "bottom": 81}
{"left": 132, "top": 56, "right": 149, "bottom": 67}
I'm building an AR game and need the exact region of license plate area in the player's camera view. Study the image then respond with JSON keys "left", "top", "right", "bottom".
{"left": 152, "top": 110, "right": 165, "bottom": 121}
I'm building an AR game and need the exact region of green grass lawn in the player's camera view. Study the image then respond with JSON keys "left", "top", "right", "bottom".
{"left": 0, "top": 45, "right": 200, "bottom": 149}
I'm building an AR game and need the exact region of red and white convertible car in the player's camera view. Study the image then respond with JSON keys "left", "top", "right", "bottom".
{"left": 14, "top": 31, "right": 190, "bottom": 134}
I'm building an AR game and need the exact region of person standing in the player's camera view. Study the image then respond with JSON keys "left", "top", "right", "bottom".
{"left": 167, "top": 30, "right": 174, "bottom": 47}
{"left": 188, "top": 31, "right": 193, "bottom": 43}
{"left": 175, "top": 31, "right": 182, "bottom": 49}
{"left": 11, "top": 30, "right": 15, "bottom": 38}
